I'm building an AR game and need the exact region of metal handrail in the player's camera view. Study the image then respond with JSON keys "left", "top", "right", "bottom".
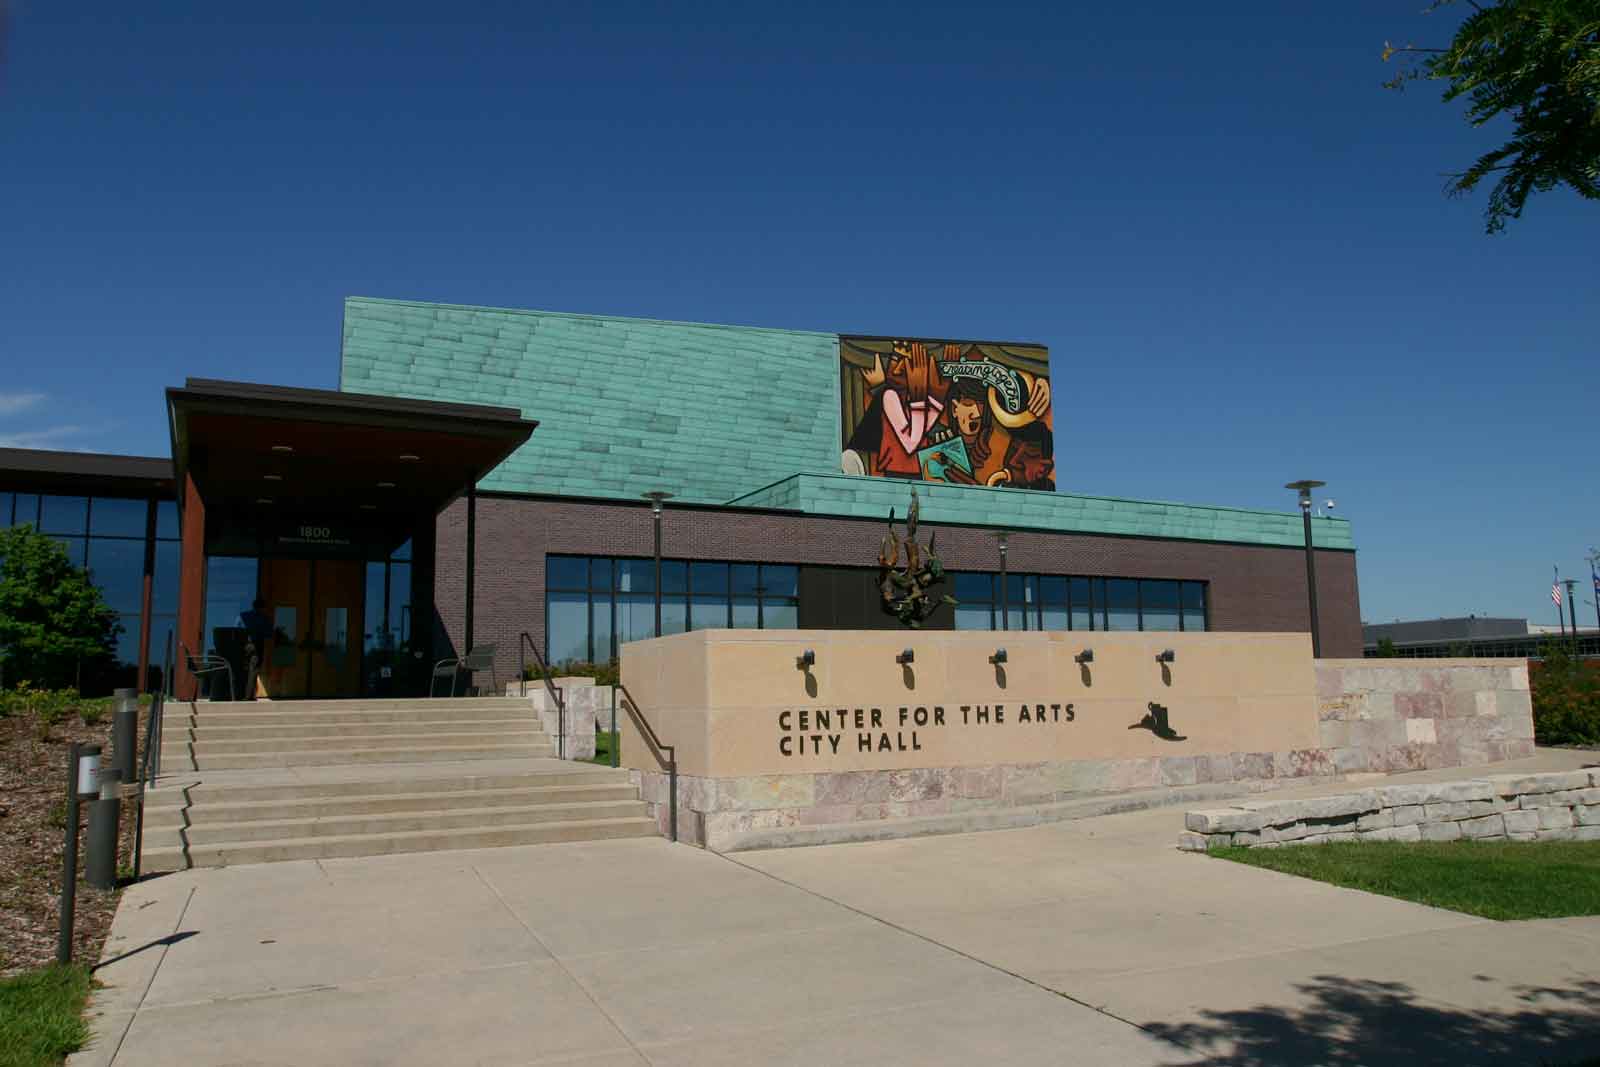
{"left": 517, "top": 632, "right": 565, "bottom": 760}
{"left": 132, "top": 631, "right": 174, "bottom": 880}
{"left": 615, "top": 681, "right": 678, "bottom": 844}
{"left": 179, "top": 641, "right": 235, "bottom": 702}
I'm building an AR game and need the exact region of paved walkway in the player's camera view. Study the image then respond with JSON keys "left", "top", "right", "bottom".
{"left": 74, "top": 751, "right": 1600, "bottom": 1066}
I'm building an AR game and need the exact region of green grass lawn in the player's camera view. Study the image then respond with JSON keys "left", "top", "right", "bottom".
{"left": 585, "top": 729, "right": 618, "bottom": 767}
{"left": 0, "top": 965, "right": 90, "bottom": 1067}
{"left": 1210, "top": 839, "right": 1600, "bottom": 921}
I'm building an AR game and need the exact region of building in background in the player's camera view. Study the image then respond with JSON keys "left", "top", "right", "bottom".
{"left": 1363, "top": 616, "right": 1600, "bottom": 659}
{"left": 1, "top": 297, "right": 1362, "bottom": 698}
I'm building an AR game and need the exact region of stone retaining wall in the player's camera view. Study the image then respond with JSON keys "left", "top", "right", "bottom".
{"left": 507, "top": 676, "right": 600, "bottom": 760}
{"left": 1314, "top": 660, "right": 1534, "bottom": 773}
{"left": 1179, "top": 769, "right": 1600, "bottom": 851}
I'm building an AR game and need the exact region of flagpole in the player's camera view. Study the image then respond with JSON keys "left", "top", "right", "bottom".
{"left": 1589, "top": 549, "right": 1600, "bottom": 634}
{"left": 1555, "top": 566, "right": 1566, "bottom": 637}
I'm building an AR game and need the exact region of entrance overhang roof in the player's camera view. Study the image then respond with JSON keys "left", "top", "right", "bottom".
{"left": 166, "top": 379, "right": 537, "bottom": 520}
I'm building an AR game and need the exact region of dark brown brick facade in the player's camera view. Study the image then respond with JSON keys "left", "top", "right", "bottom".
{"left": 434, "top": 494, "right": 1363, "bottom": 680}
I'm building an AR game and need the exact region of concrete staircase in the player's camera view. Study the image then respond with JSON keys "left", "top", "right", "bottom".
{"left": 160, "top": 696, "right": 556, "bottom": 770}
{"left": 141, "top": 697, "right": 657, "bottom": 870}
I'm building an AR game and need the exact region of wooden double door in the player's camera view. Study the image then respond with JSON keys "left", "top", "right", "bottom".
{"left": 256, "top": 557, "right": 366, "bottom": 698}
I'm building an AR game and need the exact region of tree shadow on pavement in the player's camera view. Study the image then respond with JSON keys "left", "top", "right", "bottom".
{"left": 1142, "top": 974, "right": 1600, "bottom": 1066}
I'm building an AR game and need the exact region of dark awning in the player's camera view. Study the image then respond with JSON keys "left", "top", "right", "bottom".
{"left": 166, "top": 379, "right": 536, "bottom": 523}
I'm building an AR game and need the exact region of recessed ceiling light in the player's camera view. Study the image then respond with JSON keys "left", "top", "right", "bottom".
{"left": 377, "top": 481, "right": 396, "bottom": 488}
{"left": 271, "top": 445, "right": 294, "bottom": 454}
{"left": 398, "top": 453, "right": 420, "bottom": 462}
{"left": 359, "top": 503, "right": 378, "bottom": 511}
{"left": 256, "top": 497, "right": 274, "bottom": 505}
{"left": 263, "top": 474, "right": 284, "bottom": 482}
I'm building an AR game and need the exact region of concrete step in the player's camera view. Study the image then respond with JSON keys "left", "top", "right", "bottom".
{"left": 142, "top": 782, "right": 642, "bottom": 827}
{"left": 187, "top": 697, "right": 533, "bottom": 715}
{"left": 152, "top": 799, "right": 651, "bottom": 845}
{"left": 144, "top": 768, "right": 631, "bottom": 808}
{"left": 141, "top": 815, "right": 660, "bottom": 870}
{"left": 162, "top": 730, "right": 548, "bottom": 756}
{"left": 166, "top": 744, "right": 557, "bottom": 770}
{"left": 183, "top": 708, "right": 538, "bottom": 727}
{"left": 164, "top": 719, "right": 540, "bottom": 742}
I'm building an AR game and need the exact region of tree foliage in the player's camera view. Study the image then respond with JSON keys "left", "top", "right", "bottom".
{"left": 1385, "top": 0, "right": 1600, "bottom": 232}
{"left": 0, "top": 525, "right": 121, "bottom": 690}
{"left": 1530, "top": 638, "right": 1600, "bottom": 745}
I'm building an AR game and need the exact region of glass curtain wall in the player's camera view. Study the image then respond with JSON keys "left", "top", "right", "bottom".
{"left": 2, "top": 491, "right": 179, "bottom": 687}
{"left": 546, "top": 555, "right": 800, "bottom": 664}
{"left": 952, "top": 573, "right": 1209, "bottom": 632}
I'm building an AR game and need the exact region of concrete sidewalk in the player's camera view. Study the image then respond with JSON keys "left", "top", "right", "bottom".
{"left": 74, "top": 750, "right": 1600, "bottom": 1066}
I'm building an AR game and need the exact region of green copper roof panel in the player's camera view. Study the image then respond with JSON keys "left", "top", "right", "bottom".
{"left": 727, "top": 474, "right": 1354, "bottom": 550}
{"left": 341, "top": 297, "right": 841, "bottom": 503}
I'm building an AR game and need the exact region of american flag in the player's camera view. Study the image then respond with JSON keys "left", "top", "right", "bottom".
{"left": 1552, "top": 571, "right": 1563, "bottom": 606}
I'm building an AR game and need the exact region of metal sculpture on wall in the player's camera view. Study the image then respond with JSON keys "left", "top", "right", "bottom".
{"left": 840, "top": 336, "right": 1054, "bottom": 490}
{"left": 877, "top": 490, "right": 955, "bottom": 627}
{"left": 1130, "top": 701, "right": 1187, "bottom": 741}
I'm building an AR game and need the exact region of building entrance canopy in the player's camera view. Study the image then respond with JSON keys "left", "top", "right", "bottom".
{"left": 167, "top": 379, "right": 536, "bottom": 699}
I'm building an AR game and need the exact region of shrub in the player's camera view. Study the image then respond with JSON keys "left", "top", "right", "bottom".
{"left": 1531, "top": 640, "right": 1600, "bottom": 746}
{"left": 523, "top": 659, "right": 620, "bottom": 688}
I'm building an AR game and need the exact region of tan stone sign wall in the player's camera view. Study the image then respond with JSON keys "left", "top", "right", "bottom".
{"left": 620, "top": 630, "right": 1319, "bottom": 778}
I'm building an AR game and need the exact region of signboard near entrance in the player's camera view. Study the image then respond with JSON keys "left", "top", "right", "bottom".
{"left": 271, "top": 521, "right": 363, "bottom": 558}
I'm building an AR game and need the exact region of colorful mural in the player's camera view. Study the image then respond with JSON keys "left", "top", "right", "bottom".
{"left": 839, "top": 337, "right": 1054, "bottom": 490}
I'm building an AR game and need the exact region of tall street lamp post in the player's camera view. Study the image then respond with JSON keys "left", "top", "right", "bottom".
{"left": 993, "top": 531, "right": 1011, "bottom": 631}
{"left": 642, "top": 491, "right": 672, "bottom": 637}
{"left": 1565, "top": 579, "right": 1579, "bottom": 642}
{"left": 1285, "top": 480, "right": 1326, "bottom": 658}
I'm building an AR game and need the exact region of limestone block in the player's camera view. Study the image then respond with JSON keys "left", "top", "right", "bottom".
{"left": 1317, "top": 721, "right": 1352, "bottom": 749}
{"left": 1186, "top": 808, "right": 1264, "bottom": 834}
{"left": 1194, "top": 753, "right": 1235, "bottom": 784}
{"left": 1536, "top": 828, "right": 1577, "bottom": 842}
{"left": 1505, "top": 664, "right": 1530, "bottom": 691}
{"left": 1362, "top": 824, "right": 1422, "bottom": 843}
{"left": 1329, "top": 747, "right": 1372, "bottom": 774}
{"left": 1420, "top": 821, "right": 1463, "bottom": 841}
{"left": 1590, "top": 769, "right": 1600, "bottom": 788}
{"left": 1506, "top": 832, "right": 1539, "bottom": 842}
{"left": 1357, "top": 809, "right": 1395, "bottom": 831}
{"left": 1501, "top": 809, "right": 1541, "bottom": 835}
{"left": 1231, "top": 830, "right": 1262, "bottom": 847}
{"left": 1158, "top": 756, "right": 1198, "bottom": 787}
{"left": 1574, "top": 826, "right": 1600, "bottom": 842}
{"left": 1231, "top": 752, "right": 1276, "bottom": 782}
{"left": 1241, "top": 791, "right": 1377, "bottom": 824}
{"left": 1576, "top": 788, "right": 1600, "bottom": 805}
{"left": 1459, "top": 814, "right": 1506, "bottom": 839}
{"left": 1423, "top": 803, "right": 1453, "bottom": 822}
{"left": 1499, "top": 771, "right": 1591, "bottom": 796}
{"left": 1377, "top": 784, "right": 1430, "bottom": 807}
{"left": 950, "top": 765, "right": 1003, "bottom": 800}
{"left": 1391, "top": 805, "right": 1425, "bottom": 826}
{"left": 1273, "top": 821, "right": 1312, "bottom": 842}
{"left": 1382, "top": 745, "right": 1429, "bottom": 773}
{"left": 720, "top": 774, "right": 815, "bottom": 811}
{"left": 1537, "top": 806, "right": 1575, "bottom": 831}
{"left": 1404, "top": 719, "right": 1438, "bottom": 745}
{"left": 1396, "top": 692, "right": 1444, "bottom": 719}
{"left": 1576, "top": 805, "right": 1600, "bottom": 827}
{"left": 1275, "top": 749, "right": 1336, "bottom": 779}
{"left": 1177, "top": 832, "right": 1212, "bottom": 852}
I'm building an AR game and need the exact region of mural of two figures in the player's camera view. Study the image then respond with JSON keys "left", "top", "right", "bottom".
{"left": 840, "top": 337, "right": 1054, "bottom": 490}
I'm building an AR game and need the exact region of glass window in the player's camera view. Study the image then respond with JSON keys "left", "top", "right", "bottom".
{"left": 113, "top": 614, "right": 141, "bottom": 667}
{"left": 388, "top": 562, "right": 412, "bottom": 645}
{"left": 661, "top": 596, "right": 687, "bottom": 636}
{"left": 955, "top": 602, "right": 991, "bottom": 631}
{"left": 547, "top": 591, "right": 588, "bottom": 664}
{"left": 1141, "top": 579, "right": 1181, "bottom": 632}
{"left": 691, "top": 562, "right": 728, "bottom": 596}
{"left": 617, "top": 592, "right": 655, "bottom": 646}
{"left": 53, "top": 537, "right": 86, "bottom": 568}
{"left": 391, "top": 538, "right": 412, "bottom": 562}
{"left": 1181, "top": 582, "right": 1208, "bottom": 632}
{"left": 592, "top": 597, "right": 614, "bottom": 660}
{"left": 731, "top": 564, "right": 761, "bottom": 596}
{"left": 152, "top": 541, "right": 181, "bottom": 615}
{"left": 12, "top": 493, "right": 39, "bottom": 528}
{"left": 86, "top": 538, "right": 145, "bottom": 615}
{"left": 203, "top": 556, "right": 259, "bottom": 655}
{"left": 954, "top": 572, "right": 994, "bottom": 605}
{"left": 40, "top": 495, "right": 88, "bottom": 535}
{"left": 761, "top": 565, "right": 798, "bottom": 600}
{"left": 763, "top": 600, "right": 798, "bottom": 629}
{"left": 1105, "top": 579, "right": 1139, "bottom": 631}
{"left": 155, "top": 500, "right": 179, "bottom": 539}
{"left": 0, "top": 492, "right": 13, "bottom": 526}
{"left": 1005, "top": 574, "right": 1032, "bottom": 631}
{"left": 1070, "top": 577, "right": 1094, "bottom": 631}
{"left": 616, "top": 558, "right": 655, "bottom": 594}
{"left": 660, "top": 560, "right": 687, "bottom": 594}
{"left": 146, "top": 615, "right": 176, "bottom": 677}
{"left": 732, "top": 595, "right": 760, "bottom": 629}
{"left": 90, "top": 497, "right": 148, "bottom": 537}
{"left": 589, "top": 557, "right": 614, "bottom": 592}
{"left": 547, "top": 556, "right": 588, "bottom": 590}
{"left": 364, "top": 563, "right": 391, "bottom": 656}
{"left": 1040, "top": 576, "right": 1068, "bottom": 631}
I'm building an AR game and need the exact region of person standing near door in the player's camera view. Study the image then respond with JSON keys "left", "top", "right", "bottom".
{"left": 239, "top": 598, "right": 273, "bottom": 701}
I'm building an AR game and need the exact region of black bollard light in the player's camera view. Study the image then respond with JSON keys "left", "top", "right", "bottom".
{"left": 112, "top": 687, "right": 139, "bottom": 783}
{"left": 85, "top": 769, "right": 123, "bottom": 890}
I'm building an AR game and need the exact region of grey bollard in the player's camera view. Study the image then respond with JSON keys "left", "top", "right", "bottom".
{"left": 85, "top": 769, "right": 122, "bottom": 890}
{"left": 112, "top": 687, "right": 139, "bottom": 782}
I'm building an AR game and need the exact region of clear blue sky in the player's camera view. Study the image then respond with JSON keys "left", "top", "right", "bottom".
{"left": 2, "top": 2, "right": 1595, "bottom": 627}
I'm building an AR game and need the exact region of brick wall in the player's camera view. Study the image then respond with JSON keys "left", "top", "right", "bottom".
{"left": 435, "top": 494, "right": 1362, "bottom": 678}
